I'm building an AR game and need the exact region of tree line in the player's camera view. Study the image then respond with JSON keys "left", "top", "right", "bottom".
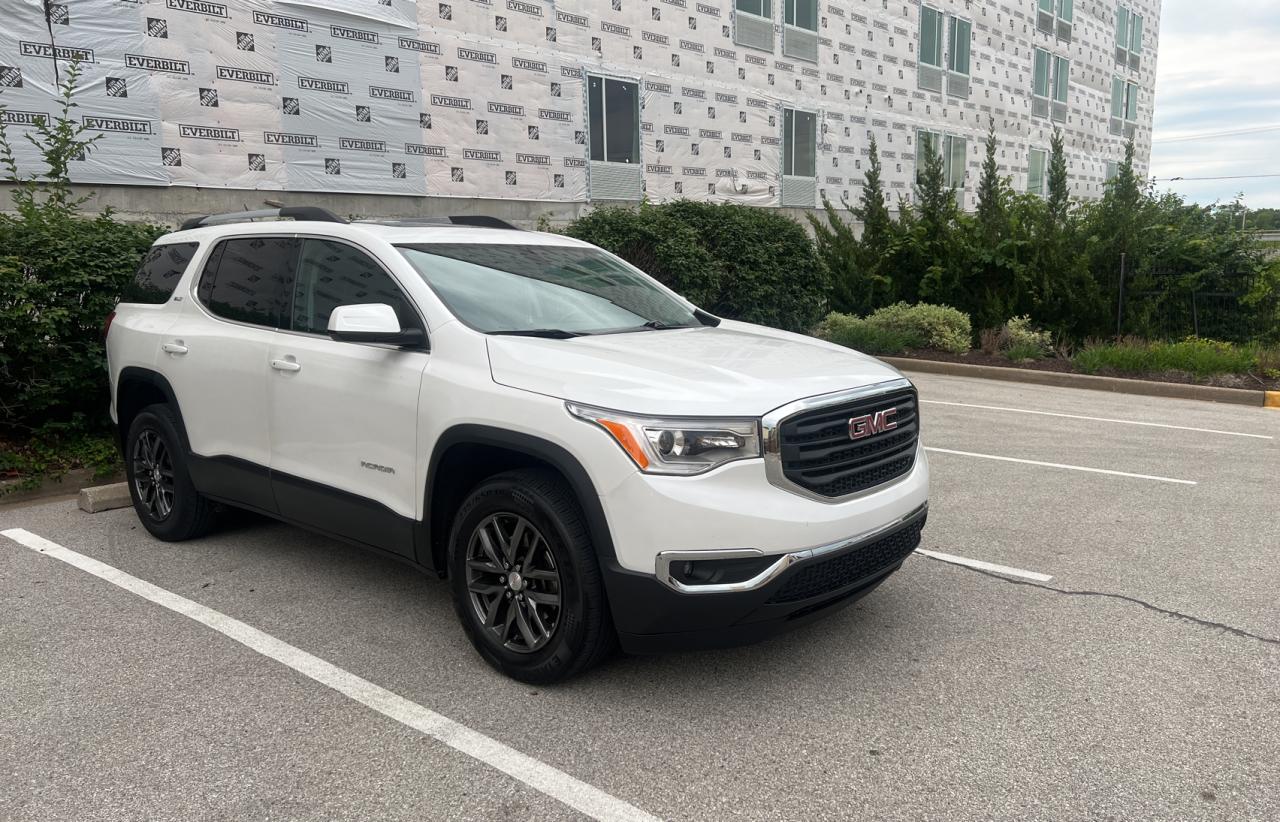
{"left": 809, "top": 121, "right": 1277, "bottom": 344}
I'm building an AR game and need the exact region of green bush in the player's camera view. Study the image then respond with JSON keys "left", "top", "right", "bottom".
{"left": 1002, "top": 315, "right": 1052, "bottom": 357}
{"left": 813, "top": 312, "right": 911, "bottom": 355}
{"left": 863, "top": 302, "right": 971, "bottom": 354}
{"left": 1074, "top": 337, "right": 1263, "bottom": 378}
{"left": 564, "top": 201, "right": 828, "bottom": 333}
{"left": 0, "top": 58, "right": 164, "bottom": 434}
{"left": 0, "top": 212, "right": 161, "bottom": 432}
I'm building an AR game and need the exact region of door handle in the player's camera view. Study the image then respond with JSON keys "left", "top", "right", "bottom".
{"left": 161, "top": 342, "right": 188, "bottom": 355}
{"left": 270, "top": 358, "right": 302, "bottom": 373}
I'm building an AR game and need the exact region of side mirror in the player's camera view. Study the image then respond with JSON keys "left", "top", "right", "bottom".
{"left": 327, "top": 304, "right": 425, "bottom": 347}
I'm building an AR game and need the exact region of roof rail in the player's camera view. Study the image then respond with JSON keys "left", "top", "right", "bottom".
{"left": 354, "top": 215, "right": 523, "bottom": 231}
{"left": 446, "top": 215, "right": 522, "bottom": 230}
{"left": 179, "top": 206, "right": 348, "bottom": 231}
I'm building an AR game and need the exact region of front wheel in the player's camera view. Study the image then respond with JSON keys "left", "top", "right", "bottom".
{"left": 448, "top": 469, "right": 615, "bottom": 683}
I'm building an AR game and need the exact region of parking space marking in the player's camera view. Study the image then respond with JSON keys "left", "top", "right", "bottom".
{"left": 915, "top": 549, "right": 1054, "bottom": 582}
{"left": 921, "top": 399, "right": 1274, "bottom": 440}
{"left": 923, "top": 447, "right": 1198, "bottom": 485}
{"left": 1, "top": 528, "right": 660, "bottom": 822}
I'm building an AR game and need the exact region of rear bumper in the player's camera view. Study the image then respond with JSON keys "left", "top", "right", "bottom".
{"left": 604, "top": 504, "right": 926, "bottom": 653}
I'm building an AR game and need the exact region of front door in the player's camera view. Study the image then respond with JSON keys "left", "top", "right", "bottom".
{"left": 267, "top": 237, "right": 429, "bottom": 557}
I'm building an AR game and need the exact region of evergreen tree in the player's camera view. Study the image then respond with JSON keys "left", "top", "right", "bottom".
{"left": 974, "top": 117, "right": 1006, "bottom": 244}
{"left": 807, "top": 197, "right": 861, "bottom": 313}
{"left": 1046, "top": 128, "right": 1070, "bottom": 223}
{"left": 807, "top": 135, "right": 895, "bottom": 314}
{"left": 856, "top": 135, "right": 893, "bottom": 260}
{"left": 967, "top": 117, "right": 1027, "bottom": 330}
{"left": 914, "top": 132, "right": 962, "bottom": 308}
{"left": 914, "top": 133, "right": 956, "bottom": 231}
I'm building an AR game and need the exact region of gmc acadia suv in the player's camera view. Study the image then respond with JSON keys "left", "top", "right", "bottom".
{"left": 106, "top": 206, "right": 929, "bottom": 682}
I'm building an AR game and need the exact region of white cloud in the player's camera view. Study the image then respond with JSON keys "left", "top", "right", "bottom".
{"left": 1149, "top": 0, "right": 1280, "bottom": 207}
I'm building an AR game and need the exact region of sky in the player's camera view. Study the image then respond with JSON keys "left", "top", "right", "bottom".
{"left": 1149, "top": 0, "right": 1280, "bottom": 209}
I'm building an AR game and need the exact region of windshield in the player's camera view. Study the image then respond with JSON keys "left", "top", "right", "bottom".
{"left": 395, "top": 243, "right": 700, "bottom": 335}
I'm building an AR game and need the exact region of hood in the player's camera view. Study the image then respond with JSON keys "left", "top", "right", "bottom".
{"left": 486, "top": 320, "right": 905, "bottom": 417}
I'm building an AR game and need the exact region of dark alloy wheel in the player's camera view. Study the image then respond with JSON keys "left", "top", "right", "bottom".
{"left": 125, "top": 404, "right": 217, "bottom": 542}
{"left": 449, "top": 468, "right": 616, "bottom": 683}
{"left": 131, "top": 429, "right": 175, "bottom": 522}
{"left": 465, "top": 513, "right": 563, "bottom": 653}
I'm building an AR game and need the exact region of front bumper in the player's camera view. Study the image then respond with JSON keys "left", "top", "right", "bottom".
{"left": 600, "top": 442, "right": 929, "bottom": 574}
{"left": 604, "top": 503, "right": 927, "bottom": 653}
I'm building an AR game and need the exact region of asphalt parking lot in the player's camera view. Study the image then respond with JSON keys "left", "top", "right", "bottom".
{"left": 3, "top": 372, "right": 1278, "bottom": 822}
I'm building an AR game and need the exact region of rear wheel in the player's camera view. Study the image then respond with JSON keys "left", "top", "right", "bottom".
{"left": 448, "top": 469, "right": 615, "bottom": 682}
{"left": 125, "top": 404, "right": 216, "bottom": 541}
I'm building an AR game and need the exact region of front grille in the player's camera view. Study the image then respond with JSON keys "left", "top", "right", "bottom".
{"left": 777, "top": 388, "right": 918, "bottom": 498}
{"left": 767, "top": 516, "right": 924, "bottom": 604}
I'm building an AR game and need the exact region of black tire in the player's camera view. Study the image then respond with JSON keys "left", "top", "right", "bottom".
{"left": 448, "top": 469, "right": 615, "bottom": 683}
{"left": 124, "top": 404, "right": 216, "bottom": 541}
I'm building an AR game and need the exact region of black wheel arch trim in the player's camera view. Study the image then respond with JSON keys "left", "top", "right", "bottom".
{"left": 423, "top": 425, "right": 619, "bottom": 574}
{"left": 115, "top": 367, "right": 191, "bottom": 454}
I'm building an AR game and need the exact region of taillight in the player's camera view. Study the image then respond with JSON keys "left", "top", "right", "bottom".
{"left": 103, "top": 310, "right": 116, "bottom": 342}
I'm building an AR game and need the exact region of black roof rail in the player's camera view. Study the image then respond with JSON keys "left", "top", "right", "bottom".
{"left": 446, "top": 215, "right": 522, "bottom": 230}
{"left": 355, "top": 215, "right": 523, "bottom": 231}
{"left": 179, "top": 206, "right": 348, "bottom": 231}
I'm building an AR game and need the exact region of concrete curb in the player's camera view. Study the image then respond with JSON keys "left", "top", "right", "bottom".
{"left": 882, "top": 357, "right": 1271, "bottom": 407}
{"left": 1, "top": 469, "right": 125, "bottom": 507}
{"left": 77, "top": 482, "right": 133, "bottom": 513}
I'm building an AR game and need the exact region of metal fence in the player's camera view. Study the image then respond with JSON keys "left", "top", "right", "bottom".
{"left": 1114, "top": 263, "right": 1274, "bottom": 343}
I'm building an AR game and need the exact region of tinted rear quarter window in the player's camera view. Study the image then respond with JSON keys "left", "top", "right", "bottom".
{"left": 197, "top": 237, "right": 298, "bottom": 327}
{"left": 122, "top": 242, "right": 200, "bottom": 304}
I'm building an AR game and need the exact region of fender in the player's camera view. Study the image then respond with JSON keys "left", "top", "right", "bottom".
{"left": 115, "top": 367, "right": 191, "bottom": 453}
{"left": 422, "top": 425, "right": 619, "bottom": 575}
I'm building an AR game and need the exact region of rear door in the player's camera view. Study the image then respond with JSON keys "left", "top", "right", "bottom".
{"left": 161, "top": 235, "right": 298, "bottom": 512}
{"left": 266, "top": 237, "right": 429, "bottom": 557}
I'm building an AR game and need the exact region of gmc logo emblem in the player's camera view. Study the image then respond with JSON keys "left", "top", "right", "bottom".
{"left": 849, "top": 408, "right": 898, "bottom": 441}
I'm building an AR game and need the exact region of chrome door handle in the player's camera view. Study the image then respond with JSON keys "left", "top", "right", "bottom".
{"left": 161, "top": 342, "right": 188, "bottom": 355}
{"left": 270, "top": 358, "right": 302, "bottom": 372}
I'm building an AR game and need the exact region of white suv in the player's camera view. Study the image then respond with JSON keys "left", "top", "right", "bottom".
{"left": 106, "top": 207, "right": 929, "bottom": 682}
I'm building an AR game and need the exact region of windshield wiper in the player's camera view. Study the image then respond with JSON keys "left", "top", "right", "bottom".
{"left": 488, "top": 328, "right": 586, "bottom": 339}
{"left": 639, "top": 320, "right": 701, "bottom": 330}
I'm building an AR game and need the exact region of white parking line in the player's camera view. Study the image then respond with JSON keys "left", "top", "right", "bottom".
{"left": 1, "top": 528, "right": 659, "bottom": 822}
{"left": 923, "top": 447, "right": 1198, "bottom": 485}
{"left": 921, "top": 399, "right": 1273, "bottom": 440}
{"left": 915, "top": 549, "right": 1054, "bottom": 582}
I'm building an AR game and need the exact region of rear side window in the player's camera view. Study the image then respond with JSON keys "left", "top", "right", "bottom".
{"left": 197, "top": 237, "right": 298, "bottom": 328}
{"left": 122, "top": 242, "right": 199, "bottom": 304}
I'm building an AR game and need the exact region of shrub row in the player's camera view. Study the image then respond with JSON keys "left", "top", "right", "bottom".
{"left": 815, "top": 303, "right": 971, "bottom": 355}
{"left": 564, "top": 201, "right": 828, "bottom": 333}
{"left": 0, "top": 211, "right": 161, "bottom": 433}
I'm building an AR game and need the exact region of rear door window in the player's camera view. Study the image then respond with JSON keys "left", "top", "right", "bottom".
{"left": 197, "top": 236, "right": 298, "bottom": 328}
{"left": 122, "top": 242, "right": 199, "bottom": 304}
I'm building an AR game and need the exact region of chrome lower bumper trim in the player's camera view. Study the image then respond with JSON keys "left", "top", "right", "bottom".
{"left": 654, "top": 502, "right": 928, "bottom": 595}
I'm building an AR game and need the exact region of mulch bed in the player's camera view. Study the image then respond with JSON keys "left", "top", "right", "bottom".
{"left": 893, "top": 349, "right": 1280, "bottom": 392}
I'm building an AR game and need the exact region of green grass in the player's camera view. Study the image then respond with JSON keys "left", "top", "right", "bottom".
{"left": 1073, "top": 338, "right": 1268, "bottom": 378}
{"left": 1003, "top": 341, "right": 1047, "bottom": 362}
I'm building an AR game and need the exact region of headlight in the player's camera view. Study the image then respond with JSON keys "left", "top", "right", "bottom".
{"left": 566, "top": 402, "right": 761, "bottom": 475}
